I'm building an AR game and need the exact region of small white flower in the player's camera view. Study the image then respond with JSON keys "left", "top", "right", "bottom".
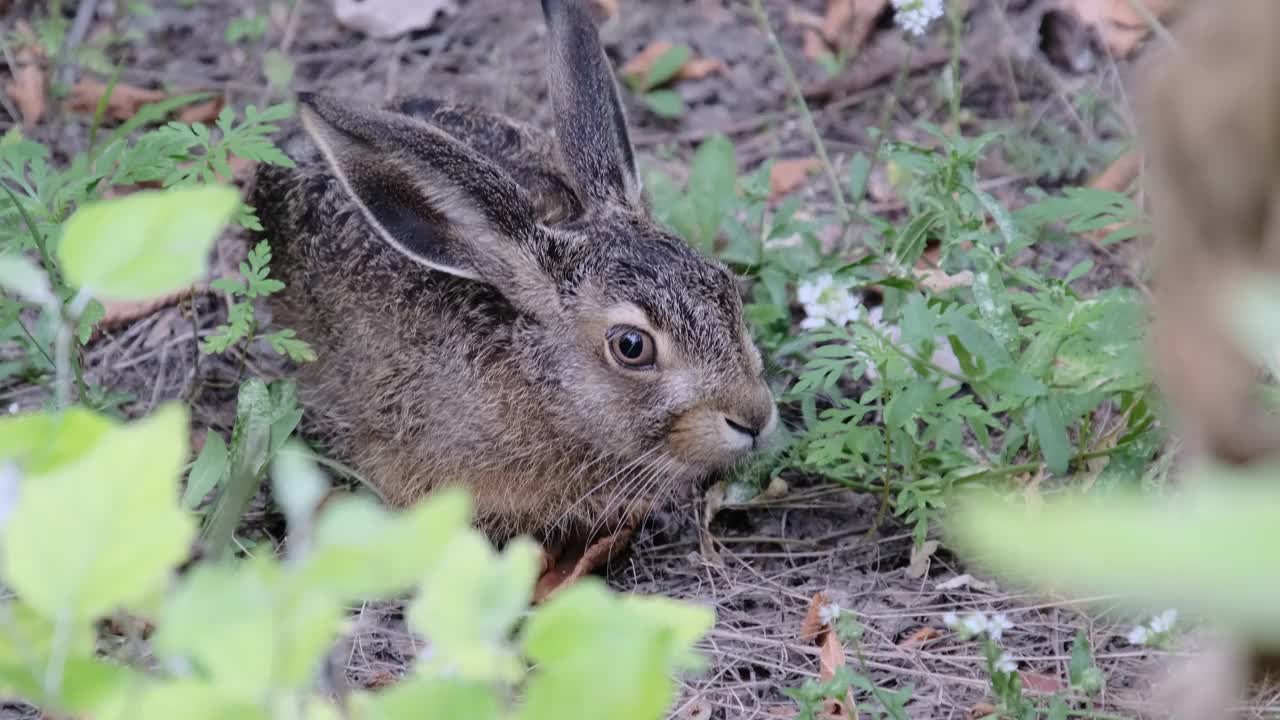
{"left": 1150, "top": 609, "right": 1177, "bottom": 634}
{"left": 5, "top": 402, "right": 16, "bottom": 414}
{"left": 818, "top": 601, "right": 841, "bottom": 627}
{"left": 993, "top": 652, "right": 1018, "bottom": 674}
{"left": 942, "top": 611, "right": 959, "bottom": 628}
{"left": 987, "top": 613, "right": 1013, "bottom": 643}
{"left": 891, "top": 0, "right": 944, "bottom": 37}
{"left": 797, "top": 273, "right": 862, "bottom": 329}
{"left": 1126, "top": 625, "right": 1150, "bottom": 646}
{"left": 0, "top": 464, "right": 17, "bottom": 531}
{"left": 959, "top": 611, "right": 989, "bottom": 636}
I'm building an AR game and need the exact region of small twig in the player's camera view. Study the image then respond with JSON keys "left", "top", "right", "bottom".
{"left": 1121, "top": 0, "right": 1182, "bottom": 54}
{"left": 55, "top": 0, "right": 100, "bottom": 89}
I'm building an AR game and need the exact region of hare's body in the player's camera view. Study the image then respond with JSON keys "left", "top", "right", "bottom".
{"left": 253, "top": 0, "right": 777, "bottom": 541}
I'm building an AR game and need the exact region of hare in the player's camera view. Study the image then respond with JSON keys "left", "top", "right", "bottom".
{"left": 1140, "top": 0, "right": 1280, "bottom": 466}
{"left": 250, "top": 0, "right": 778, "bottom": 542}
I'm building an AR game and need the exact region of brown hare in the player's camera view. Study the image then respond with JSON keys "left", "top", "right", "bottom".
{"left": 251, "top": 0, "right": 778, "bottom": 543}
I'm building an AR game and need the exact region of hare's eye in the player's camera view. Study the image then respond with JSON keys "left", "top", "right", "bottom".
{"left": 607, "top": 326, "right": 657, "bottom": 369}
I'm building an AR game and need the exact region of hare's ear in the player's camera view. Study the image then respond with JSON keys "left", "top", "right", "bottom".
{"left": 298, "top": 93, "right": 561, "bottom": 313}
{"left": 542, "top": 0, "right": 641, "bottom": 209}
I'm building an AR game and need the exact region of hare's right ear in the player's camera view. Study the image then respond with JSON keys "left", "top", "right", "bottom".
{"left": 297, "top": 93, "right": 562, "bottom": 315}
{"left": 542, "top": 0, "right": 642, "bottom": 210}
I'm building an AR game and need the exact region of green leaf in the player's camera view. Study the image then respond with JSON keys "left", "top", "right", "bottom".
{"left": 93, "top": 678, "right": 269, "bottom": 720}
{"left": 270, "top": 443, "right": 328, "bottom": 534}
{"left": 1030, "top": 397, "right": 1070, "bottom": 476}
{"left": 685, "top": 134, "right": 737, "bottom": 251}
{"left": 846, "top": 152, "right": 871, "bottom": 203}
{"left": 3, "top": 404, "right": 196, "bottom": 621}
{"left": 409, "top": 533, "right": 540, "bottom": 681}
{"left": 263, "top": 49, "right": 295, "bottom": 90}
{"left": 644, "top": 44, "right": 692, "bottom": 90}
{"left": 0, "top": 254, "right": 53, "bottom": 304}
{"left": 946, "top": 473, "right": 1280, "bottom": 648}
{"left": 642, "top": 90, "right": 686, "bottom": 119}
{"left": 353, "top": 677, "right": 499, "bottom": 720}
{"left": 299, "top": 487, "right": 470, "bottom": 599}
{"left": 518, "top": 579, "right": 714, "bottom": 720}
{"left": 0, "top": 407, "right": 114, "bottom": 473}
{"left": 885, "top": 383, "right": 934, "bottom": 430}
{"left": 1068, "top": 630, "right": 1096, "bottom": 690}
{"left": 182, "top": 430, "right": 228, "bottom": 511}
{"left": 58, "top": 186, "right": 238, "bottom": 302}
{"left": 198, "top": 378, "right": 274, "bottom": 558}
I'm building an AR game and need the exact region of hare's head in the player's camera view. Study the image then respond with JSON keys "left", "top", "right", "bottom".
{"left": 295, "top": 0, "right": 777, "bottom": 489}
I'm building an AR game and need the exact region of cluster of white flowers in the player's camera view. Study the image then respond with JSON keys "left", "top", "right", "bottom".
{"left": 796, "top": 274, "right": 862, "bottom": 330}
{"left": 943, "top": 610, "right": 1013, "bottom": 642}
{"left": 818, "top": 600, "right": 841, "bottom": 627}
{"left": 892, "top": 0, "right": 945, "bottom": 37}
{"left": 1126, "top": 609, "right": 1177, "bottom": 646}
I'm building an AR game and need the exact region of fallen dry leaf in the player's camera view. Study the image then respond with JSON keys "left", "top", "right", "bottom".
{"left": 179, "top": 97, "right": 227, "bottom": 124}
{"left": 970, "top": 702, "right": 998, "bottom": 719}
{"left": 818, "top": 631, "right": 845, "bottom": 682}
{"left": 533, "top": 517, "right": 637, "bottom": 603}
{"left": 898, "top": 626, "right": 943, "bottom": 648}
{"left": 763, "top": 475, "right": 789, "bottom": 499}
{"left": 620, "top": 41, "right": 725, "bottom": 88}
{"left": 333, "top": 0, "right": 456, "bottom": 39}
{"left": 915, "top": 267, "right": 975, "bottom": 292}
{"left": 1058, "top": 0, "right": 1184, "bottom": 57}
{"left": 1088, "top": 149, "right": 1142, "bottom": 193}
{"left": 803, "top": 28, "right": 829, "bottom": 62}
{"left": 1019, "top": 670, "right": 1065, "bottom": 694}
{"left": 68, "top": 80, "right": 167, "bottom": 121}
{"left": 4, "top": 21, "right": 46, "bottom": 127}
{"left": 799, "top": 591, "right": 833, "bottom": 643}
{"left": 97, "top": 283, "right": 208, "bottom": 335}
{"left": 823, "top": 0, "right": 888, "bottom": 53}
{"left": 769, "top": 157, "right": 823, "bottom": 199}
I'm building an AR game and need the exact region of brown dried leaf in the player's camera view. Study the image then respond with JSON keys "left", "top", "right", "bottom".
{"left": 68, "top": 80, "right": 167, "bottom": 121}
{"left": 906, "top": 539, "right": 939, "bottom": 579}
{"left": 1059, "top": 0, "right": 1184, "bottom": 57}
{"left": 898, "top": 625, "right": 943, "bottom": 648}
{"left": 970, "top": 702, "right": 998, "bottom": 719}
{"left": 179, "top": 97, "right": 226, "bottom": 124}
{"left": 533, "top": 517, "right": 637, "bottom": 603}
{"left": 678, "top": 57, "right": 727, "bottom": 81}
{"left": 824, "top": 0, "right": 889, "bottom": 53}
{"left": 915, "top": 267, "right": 975, "bottom": 292}
{"left": 818, "top": 630, "right": 845, "bottom": 682}
{"left": 803, "top": 28, "right": 830, "bottom": 62}
{"left": 621, "top": 41, "right": 725, "bottom": 87}
{"left": 769, "top": 157, "right": 823, "bottom": 200}
{"left": 1019, "top": 670, "right": 1065, "bottom": 694}
{"left": 4, "top": 22, "right": 46, "bottom": 128}
{"left": 799, "top": 591, "right": 833, "bottom": 644}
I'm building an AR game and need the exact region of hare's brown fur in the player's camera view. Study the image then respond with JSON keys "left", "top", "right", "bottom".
{"left": 252, "top": 0, "right": 777, "bottom": 541}
{"left": 1141, "top": 0, "right": 1280, "bottom": 465}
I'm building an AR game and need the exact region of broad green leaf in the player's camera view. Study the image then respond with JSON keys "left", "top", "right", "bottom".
{"left": 643, "top": 90, "right": 685, "bottom": 119}
{"left": 846, "top": 152, "right": 871, "bottom": 204}
{"left": 409, "top": 532, "right": 539, "bottom": 681}
{"left": 970, "top": 261, "right": 1018, "bottom": 352}
{"left": 1030, "top": 397, "right": 1070, "bottom": 476}
{"left": 154, "top": 556, "right": 342, "bottom": 696}
{"left": 93, "top": 678, "right": 268, "bottom": 720}
{"left": 4, "top": 404, "right": 196, "bottom": 620}
{"left": 0, "top": 407, "right": 113, "bottom": 473}
{"left": 200, "top": 378, "right": 273, "bottom": 557}
{"left": 299, "top": 487, "right": 470, "bottom": 598}
{"left": 519, "top": 579, "right": 713, "bottom": 720}
{"left": 58, "top": 185, "right": 238, "bottom": 302}
{"left": 946, "top": 473, "right": 1280, "bottom": 646}
{"left": 0, "top": 254, "right": 52, "bottom": 304}
{"left": 270, "top": 443, "right": 328, "bottom": 534}
{"left": 353, "top": 677, "right": 499, "bottom": 720}
{"left": 644, "top": 44, "right": 692, "bottom": 89}
{"left": 181, "top": 430, "right": 228, "bottom": 510}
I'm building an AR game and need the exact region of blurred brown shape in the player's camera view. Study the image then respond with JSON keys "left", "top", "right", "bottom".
{"left": 620, "top": 41, "right": 726, "bottom": 88}
{"left": 769, "top": 157, "right": 823, "bottom": 199}
{"left": 1141, "top": 0, "right": 1280, "bottom": 467}
{"left": 4, "top": 21, "right": 46, "bottom": 127}
{"left": 532, "top": 516, "right": 637, "bottom": 603}
{"left": 822, "top": 0, "right": 888, "bottom": 54}
{"left": 1059, "top": 0, "right": 1184, "bottom": 57}
{"left": 68, "top": 80, "right": 167, "bottom": 121}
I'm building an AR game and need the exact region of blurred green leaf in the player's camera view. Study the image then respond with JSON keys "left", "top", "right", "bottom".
{"left": 643, "top": 90, "right": 685, "bottom": 119}
{"left": 58, "top": 186, "right": 237, "bottom": 302}
{"left": 4, "top": 404, "right": 195, "bottom": 621}
{"left": 182, "top": 430, "right": 228, "bottom": 511}
{"left": 644, "top": 44, "right": 692, "bottom": 90}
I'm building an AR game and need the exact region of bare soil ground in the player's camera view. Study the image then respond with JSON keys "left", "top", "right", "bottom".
{"left": 2, "top": 0, "right": 1265, "bottom": 718}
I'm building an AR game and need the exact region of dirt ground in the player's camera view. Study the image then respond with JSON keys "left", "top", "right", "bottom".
{"left": 2, "top": 0, "right": 1270, "bottom": 718}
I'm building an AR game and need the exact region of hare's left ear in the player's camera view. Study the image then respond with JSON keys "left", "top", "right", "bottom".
{"left": 542, "top": 0, "right": 642, "bottom": 210}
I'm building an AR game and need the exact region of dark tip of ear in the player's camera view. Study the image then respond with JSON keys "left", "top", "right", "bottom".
{"left": 540, "top": 0, "right": 557, "bottom": 20}
{"left": 295, "top": 91, "right": 319, "bottom": 108}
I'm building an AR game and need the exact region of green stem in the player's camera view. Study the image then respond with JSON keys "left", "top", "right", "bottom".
{"left": 746, "top": 0, "right": 849, "bottom": 221}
